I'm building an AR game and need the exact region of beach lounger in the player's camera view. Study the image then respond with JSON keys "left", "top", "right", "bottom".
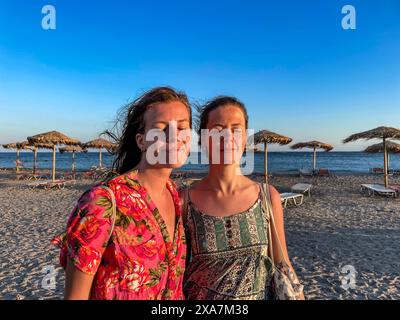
{"left": 299, "top": 168, "right": 313, "bottom": 176}
{"left": 291, "top": 183, "right": 312, "bottom": 196}
{"left": 316, "top": 168, "right": 330, "bottom": 176}
{"left": 389, "top": 184, "right": 400, "bottom": 196}
{"left": 391, "top": 169, "right": 400, "bottom": 176}
{"left": 360, "top": 184, "right": 397, "bottom": 197}
{"left": 280, "top": 192, "right": 304, "bottom": 208}
{"left": 369, "top": 167, "right": 384, "bottom": 174}
{"left": 369, "top": 168, "right": 394, "bottom": 176}
{"left": 16, "top": 173, "right": 45, "bottom": 181}
{"left": 27, "top": 179, "right": 76, "bottom": 190}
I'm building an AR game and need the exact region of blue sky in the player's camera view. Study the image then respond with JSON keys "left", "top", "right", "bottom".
{"left": 0, "top": 0, "right": 399, "bottom": 151}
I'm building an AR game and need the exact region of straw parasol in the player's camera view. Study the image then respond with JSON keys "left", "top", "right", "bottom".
{"left": 82, "top": 138, "right": 114, "bottom": 167}
{"left": 343, "top": 126, "right": 400, "bottom": 187}
{"left": 291, "top": 140, "right": 333, "bottom": 172}
{"left": 2, "top": 141, "right": 32, "bottom": 172}
{"left": 27, "top": 131, "right": 80, "bottom": 181}
{"left": 364, "top": 141, "right": 400, "bottom": 172}
{"left": 252, "top": 130, "right": 293, "bottom": 183}
{"left": 59, "top": 145, "right": 88, "bottom": 174}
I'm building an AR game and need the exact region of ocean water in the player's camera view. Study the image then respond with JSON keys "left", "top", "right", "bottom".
{"left": 1, "top": 151, "right": 399, "bottom": 174}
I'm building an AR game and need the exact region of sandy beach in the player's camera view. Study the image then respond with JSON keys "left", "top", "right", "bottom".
{"left": 0, "top": 170, "right": 399, "bottom": 300}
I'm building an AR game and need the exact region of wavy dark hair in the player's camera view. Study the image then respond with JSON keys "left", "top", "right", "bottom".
{"left": 195, "top": 96, "right": 248, "bottom": 145}
{"left": 104, "top": 87, "right": 192, "bottom": 174}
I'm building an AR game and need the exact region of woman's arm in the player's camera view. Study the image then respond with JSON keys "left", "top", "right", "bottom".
{"left": 64, "top": 258, "right": 95, "bottom": 300}
{"left": 268, "top": 185, "right": 305, "bottom": 300}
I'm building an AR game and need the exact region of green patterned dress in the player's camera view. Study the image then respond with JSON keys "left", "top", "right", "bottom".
{"left": 183, "top": 186, "right": 274, "bottom": 300}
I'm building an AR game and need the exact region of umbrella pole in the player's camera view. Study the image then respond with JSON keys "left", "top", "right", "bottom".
{"left": 99, "top": 148, "right": 102, "bottom": 168}
{"left": 383, "top": 138, "right": 388, "bottom": 188}
{"left": 264, "top": 142, "right": 268, "bottom": 184}
{"left": 33, "top": 148, "right": 37, "bottom": 175}
{"left": 16, "top": 149, "right": 20, "bottom": 173}
{"left": 313, "top": 146, "right": 316, "bottom": 173}
{"left": 72, "top": 151, "right": 76, "bottom": 176}
{"left": 52, "top": 145, "right": 56, "bottom": 182}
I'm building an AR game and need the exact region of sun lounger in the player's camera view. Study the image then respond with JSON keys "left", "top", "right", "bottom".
{"left": 369, "top": 167, "right": 384, "bottom": 174}
{"left": 389, "top": 184, "right": 400, "bottom": 196}
{"left": 360, "top": 184, "right": 397, "bottom": 197}
{"left": 291, "top": 183, "right": 312, "bottom": 196}
{"left": 27, "top": 179, "right": 76, "bottom": 190}
{"left": 16, "top": 173, "right": 46, "bottom": 181}
{"left": 299, "top": 168, "right": 313, "bottom": 176}
{"left": 369, "top": 168, "right": 394, "bottom": 175}
{"left": 391, "top": 169, "right": 400, "bottom": 176}
{"left": 280, "top": 192, "right": 304, "bottom": 208}
{"left": 316, "top": 168, "right": 330, "bottom": 176}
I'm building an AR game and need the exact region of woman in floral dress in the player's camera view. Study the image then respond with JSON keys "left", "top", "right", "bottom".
{"left": 52, "top": 87, "right": 192, "bottom": 299}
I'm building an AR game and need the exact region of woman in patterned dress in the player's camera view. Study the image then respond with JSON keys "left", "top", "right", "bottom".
{"left": 52, "top": 87, "right": 192, "bottom": 299}
{"left": 181, "top": 96, "right": 304, "bottom": 300}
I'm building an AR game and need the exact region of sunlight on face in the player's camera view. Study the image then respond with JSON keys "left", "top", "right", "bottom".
{"left": 141, "top": 101, "right": 191, "bottom": 168}
{"left": 204, "top": 105, "right": 247, "bottom": 165}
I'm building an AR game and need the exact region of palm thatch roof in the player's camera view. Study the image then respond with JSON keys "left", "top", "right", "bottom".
{"left": 3, "top": 141, "right": 32, "bottom": 150}
{"left": 343, "top": 126, "right": 400, "bottom": 143}
{"left": 82, "top": 138, "right": 114, "bottom": 149}
{"left": 27, "top": 131, "right": 80, "bottom": 146}
{"left": 364, "top": 141, "right": 400, "bottom": 153}
{"left": 31, "top": 142, "right": 54, "bottom": 150}
{"left": 291, "top": 140, "right": 333, "bottom": 151}
{"left": 2, "top": 143, "right": 19, "bottom": 149}
{"left": 59, "top": 145, "right": 88, "bottom": 153}
{"left": 253, "top": 130, "right": 292, "bottom": 145}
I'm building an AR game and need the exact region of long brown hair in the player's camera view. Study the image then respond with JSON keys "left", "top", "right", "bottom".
{"left": 105, "top": 87, "right": 192, "bottom": 174}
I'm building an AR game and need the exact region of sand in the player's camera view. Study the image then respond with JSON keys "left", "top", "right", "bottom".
{"left": 0, "top": 170, "right": 399, "bottom": 300}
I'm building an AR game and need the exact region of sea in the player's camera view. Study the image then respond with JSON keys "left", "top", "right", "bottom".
{"left": 1, "top": 151, "right": 399, "bottom": 174}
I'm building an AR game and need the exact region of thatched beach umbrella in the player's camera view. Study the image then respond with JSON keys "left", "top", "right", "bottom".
{"left": 59, "top": 145, "right": 88, "bottom": 174}
{"left": 27, "top": 131, "right": 80, "bottom": 181}
{"left": 291, "top": 140, "right": 333, "bottom": 172}
{"left": 82, "top": 138, "right": 114, "bottom": 168}
{"left": 364, "top": 141, "right": 400, "bottom": 172}
{"left": 343, "top": 126, "right": 400, "bottom": 187}
{"left": 253, "top": 130, "right": 292, "bottom": 183}
{"left": 2, "top": 141, "right": 32, "bottom": 172}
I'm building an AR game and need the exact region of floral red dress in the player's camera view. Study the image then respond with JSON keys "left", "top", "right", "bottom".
{"left": 52, "top": 170, "right": 186, "bottom": 300}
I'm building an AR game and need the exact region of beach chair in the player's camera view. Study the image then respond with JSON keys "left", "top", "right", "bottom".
{"left": 391, "top": 169, "right": 400, "bottom": 176}
{"left": 291, "top": 183, "right": 312, "bottom": 196}
{"left": 280, "top": 192, "right": 304, "bottom": 208}
{"left": 27, "top": 179, "right": 75, "bottom": 190}
{"left": 369, "top": 167, "right": 384, "bottom": 174}
{"left": 389, "top": 184, "right": 400, "bottom": 196}
{"left": 316, "top": 168, "right": 330, "bottom": 176}
{"left": 299, "top": 168, "right": 313, "bottom": 177}
{"left": 360, "top": 184, "right": 397, "bottom": 197}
